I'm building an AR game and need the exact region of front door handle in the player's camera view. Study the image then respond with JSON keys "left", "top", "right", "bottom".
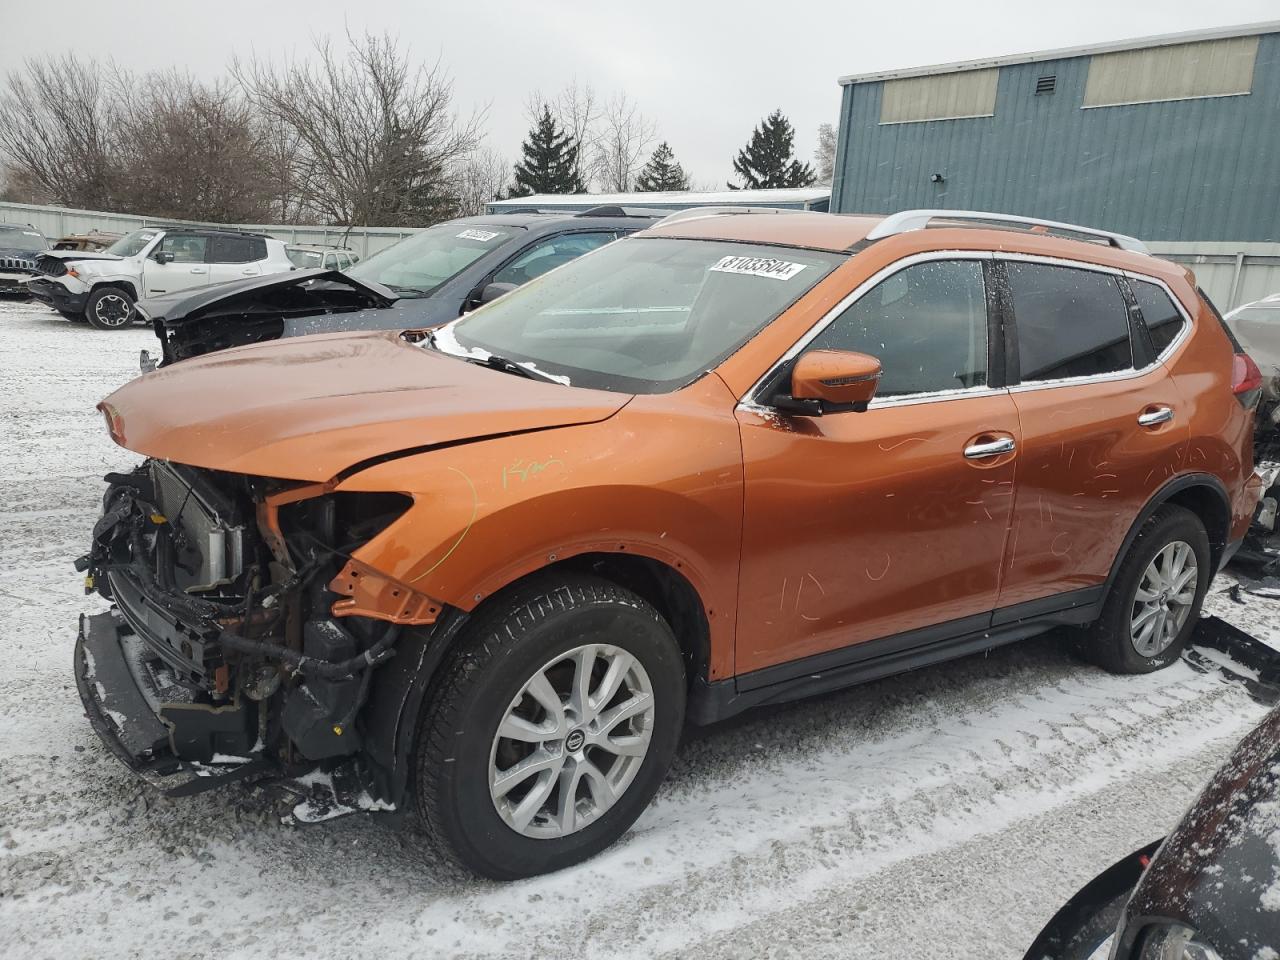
{"left": 1138, "top": 406, "right": 1174, "bottom": 427}
{"left": 964, "top": 437, "right": 1016, "bottom": 459}
{"left": 190, "top": 267, "right": 206, "bottom": 274}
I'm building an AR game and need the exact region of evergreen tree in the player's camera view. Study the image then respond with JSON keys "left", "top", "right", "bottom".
{"left": 509, "top": 106, "right": 586, "bottom": 197}
{"left": 729, "top": 110, "right": 817, "bottom": 189}
{"left": 635, "top": 141, "right": 690, "bottom": 191}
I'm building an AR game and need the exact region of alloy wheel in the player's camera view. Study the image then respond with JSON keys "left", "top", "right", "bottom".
{"left": 1129, "top": 540, "right": 1198, "bottom": 657}
{"left": 489, "top": 643, "right": 655, "bottom": 839}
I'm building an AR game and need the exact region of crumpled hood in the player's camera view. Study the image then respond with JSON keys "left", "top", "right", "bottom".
{"left": 43, "top": 250, "right": 121, "bottom": 263}
{"left": 99, "top": 330, "right": 631, "bottom": 482}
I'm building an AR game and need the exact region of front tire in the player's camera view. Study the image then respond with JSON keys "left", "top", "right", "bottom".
{"left": 85, "top": 286, "right": 136, "bottom": 330}
{"left": 414, "top": 574, "right": 685, "bottom": 879}
{"left": 1082, "top": 505, "right": 1210, "bottom": 674}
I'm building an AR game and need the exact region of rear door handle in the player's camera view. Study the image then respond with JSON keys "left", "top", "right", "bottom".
{"left": 190, "top": 267, "right": 206, "bottom": 274}
{"left": 1138, "top": 406, "right": 1174, "bottom": 426}
{"left": 964, "top": 437, "right": 1016, "bottom": 459}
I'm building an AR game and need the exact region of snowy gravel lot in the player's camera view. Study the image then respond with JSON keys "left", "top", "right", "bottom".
{"left": 2, "top": 296, "right": 1278, "bottom": 960}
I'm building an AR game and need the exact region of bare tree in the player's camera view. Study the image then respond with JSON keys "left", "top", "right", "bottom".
{"left": 553, "top": 80, "right": 600, "bottom": 189}
{"left": 449, "top": 147, "right": 509, "bottom": 216}
{"left": 0, "top": 54, "right": 129, "bottom": 210}
{"left": 590, "top": 92, "right": 657, "bottom": 193}
{"left": 234, "top": 31, "right": 483, "bottom": 227}
{"left": 815, "top": 122, "right": 837, "bottom": 186}
{"left": 258, "top": 116, "right": 317, "bottom": 223}
{"left": 117, "top": 72, "right": 275, "bottom": 223}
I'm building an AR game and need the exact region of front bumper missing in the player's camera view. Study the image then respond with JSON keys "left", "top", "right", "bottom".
{"left": 74, "top": 610, "right": 393, "bottom": 820}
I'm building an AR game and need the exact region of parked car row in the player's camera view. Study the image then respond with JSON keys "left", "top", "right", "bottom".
{"left": 143, "top": 206, "right": 666, "bottom": 363}
{"left": 76, "top": 205, "right": 1266, "bottom": 883}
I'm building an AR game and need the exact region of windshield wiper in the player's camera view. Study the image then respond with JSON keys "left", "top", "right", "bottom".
{"left": 463, "top": 353, "right": 559, "bottom": 383}
{"left": 384, "top": 283, "right": 432, "bottom": 297}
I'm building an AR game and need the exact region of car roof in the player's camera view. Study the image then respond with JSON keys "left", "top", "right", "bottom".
{"left": 643, "top": 211, "right": 880, "bottom": 252}
{"left": 641, "top": 210, "right": 1188, "bottom": 279}
{"left": 458, "top": 211, "right": 668, "bottom": 233}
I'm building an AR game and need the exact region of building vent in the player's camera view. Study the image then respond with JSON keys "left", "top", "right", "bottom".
{"left": 1035, "top": 75, "right": 1057, "bottom": 95}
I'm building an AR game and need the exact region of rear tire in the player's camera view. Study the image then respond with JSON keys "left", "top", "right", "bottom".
{"left": 85, "top": 286, "right": 135, "bottom": 330}
{"left": 1081, "top": 505, "right": 1210, "bottom": 674}
{"left": 414, "top": 574, "right": 685, "bottom": 879}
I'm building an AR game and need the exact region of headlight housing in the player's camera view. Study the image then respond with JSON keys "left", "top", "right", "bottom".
{"left": 1136, "top": 923, "right": 1223, "bottom": 960}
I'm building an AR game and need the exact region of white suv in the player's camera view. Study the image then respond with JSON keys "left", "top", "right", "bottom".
{"left": 26, "top": 228, "right": 295, "bottom": 329}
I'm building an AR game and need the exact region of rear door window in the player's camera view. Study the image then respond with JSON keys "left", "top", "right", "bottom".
{"left": 1132, "top": 280, "right": 1187, "bottom": 355}
{"left": 209, "top": 235, "right": 260, "bottom": 264}
{"left": 1006, "top": 261, "right": 1133, "bottom": 382}
{"left": 808, "top": 259, "right": 989, "bottom": 397}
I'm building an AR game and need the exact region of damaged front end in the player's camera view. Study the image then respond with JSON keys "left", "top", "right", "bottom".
{"left": 75, "top": 458, "right": 436, "bottom": 818}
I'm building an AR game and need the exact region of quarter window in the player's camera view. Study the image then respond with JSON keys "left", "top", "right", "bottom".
{"left": 1006, "top": 262, "right": 1132, "bottom": 382}
{"left": 807, "top": 259, "right": 988, "bottom": 396}
{"left": 1132, "top": 280, "right": 1186, "bottom": 356}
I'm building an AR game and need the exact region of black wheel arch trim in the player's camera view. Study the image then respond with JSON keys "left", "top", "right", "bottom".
{"left": 1102, "top": 472, "right": 1232, "bottom": 594}
{"left": 91, "top": 280, "right": 139, "bottom": 302}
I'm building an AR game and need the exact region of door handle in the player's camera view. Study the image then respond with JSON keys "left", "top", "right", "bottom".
{"left": 964, "top": 437, "right": 1016, "bottom": 459}
{"left": 1138, "top": 406, "right": 1174, "bottom": 427}
{"left": 190, "top": 267, "right": 206, "bottom": 274}
{"left": 241, "top": 268, "right": 257, "bottom": 275}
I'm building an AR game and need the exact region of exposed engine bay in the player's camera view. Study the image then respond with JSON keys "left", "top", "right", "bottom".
{"left": 74, "top": 458, "right": 429, "bottom": 815}
{"left": 147, "top": 271, "right": 396, "bottom": 366}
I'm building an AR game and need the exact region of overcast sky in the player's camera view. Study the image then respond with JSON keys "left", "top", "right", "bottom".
{"left": 2, "top": 0, "right": 1277, "bottom": 190}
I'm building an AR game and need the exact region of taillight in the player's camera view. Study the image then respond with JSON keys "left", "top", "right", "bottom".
{"left": 1232, "top": 352, "right": 1263, "bottom": 408}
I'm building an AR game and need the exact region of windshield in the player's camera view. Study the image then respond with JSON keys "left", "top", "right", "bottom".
{"left": 0, "top": 227, "right": 47, "bottom": 253}
{"left": 287, "top": 247, "right": 324, "bottom": 269}
{"left": 348, "top": 221, "right": 521, "bottom": 297}
{"left": 443, "top": 237, "right": 845, "bottom": 393}
{"left": 104, "top": 229, "right": 158, "bottom": 257}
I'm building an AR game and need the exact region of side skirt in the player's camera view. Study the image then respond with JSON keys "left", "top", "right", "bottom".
{"left": 688, "top": 586, "right": 1103, "bottom": 725}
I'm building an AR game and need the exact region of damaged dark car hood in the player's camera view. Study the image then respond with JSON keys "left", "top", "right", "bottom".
{"left": 145, "top": 269, "right": 400, "bottom": 365}
{"left": 98, "top": 329, "right": 631, "bottom": 482}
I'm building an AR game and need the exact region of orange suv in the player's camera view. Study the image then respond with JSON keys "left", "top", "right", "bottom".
{"left": 76, "top": 208, "right": 1264, "bottom": 878}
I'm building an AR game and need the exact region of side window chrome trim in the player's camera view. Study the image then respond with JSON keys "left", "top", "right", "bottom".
{"left": 739, "top": 250, "right": 994, "bottom": 409}
{"left": 1121, "top": 270, "right": 1195, "bottom": 364}
{"left": 993, "top": 251, "right": 1167, "bottom": 391}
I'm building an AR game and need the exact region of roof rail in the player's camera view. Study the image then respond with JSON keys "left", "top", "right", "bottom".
{"left": 865, "top": 209, "right": 1149, "bottom": 254}
{"left": 652, "top": 205, "right": 807, "bottom": 228}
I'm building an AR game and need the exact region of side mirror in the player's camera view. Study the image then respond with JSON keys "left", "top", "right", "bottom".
{"left": 478, "top": 281, "right": 517, "bottom": 305}
{"left": 783, "top": 349, "right": 882, "bottom": 415}
{"left": 152, "top": 251, "right": 175, "bottom": 265}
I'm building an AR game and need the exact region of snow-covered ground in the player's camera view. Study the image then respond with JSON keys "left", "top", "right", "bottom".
{"left": 1, "top": 296, "right": 1277, "bottom": 960}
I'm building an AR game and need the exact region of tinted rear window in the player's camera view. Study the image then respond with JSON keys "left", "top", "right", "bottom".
{"left": 1007, "top": 262, "right": 1133, "bottom": 382}
{"left": 1132, "top": 280, "right": 1186, "bottom": 355}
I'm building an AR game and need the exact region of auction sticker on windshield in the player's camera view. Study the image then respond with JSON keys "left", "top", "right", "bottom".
{"left": 709, "top": 255, "right": 807, "bottom": 280}
{"left": 457, "top": 229, "right": 503, "bottom": 242}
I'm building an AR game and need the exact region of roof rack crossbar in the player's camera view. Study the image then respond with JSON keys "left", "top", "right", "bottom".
{"left": 865, "top": 209, "right": 1148, "bottom": 254}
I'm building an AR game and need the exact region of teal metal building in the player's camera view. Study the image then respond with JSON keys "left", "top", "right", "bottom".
{"left": 831, "top": 22, "right": 1280, "bottom": 242}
